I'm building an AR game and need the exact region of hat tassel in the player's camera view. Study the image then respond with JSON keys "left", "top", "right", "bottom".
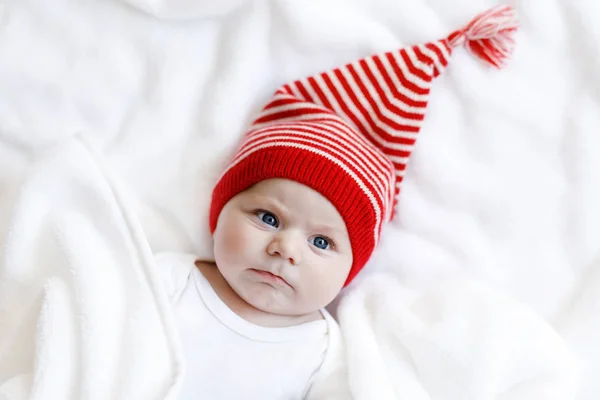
{"left": 448, "top": 5, "right": 519, "bottom": 68}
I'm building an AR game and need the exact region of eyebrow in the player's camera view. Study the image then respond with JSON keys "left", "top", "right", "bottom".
{"left": 309, "top": 223, "right": 344, "bottom": 236}
{"left": 247, "top": 194, "right": 287, "bottom": 214}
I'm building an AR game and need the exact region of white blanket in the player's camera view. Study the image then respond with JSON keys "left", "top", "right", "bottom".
{"left": 0, "top": 137, "right": 184, "bottom": 399}
{"left": 1, "top": 0, "right": 599, "bottom": 398}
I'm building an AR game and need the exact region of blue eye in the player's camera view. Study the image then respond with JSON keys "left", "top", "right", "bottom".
{"left": 257, "top": 211, "right": 278, "bottom": 227}
{"left": 311, "top": 236, "right": 330, "bottom": 250}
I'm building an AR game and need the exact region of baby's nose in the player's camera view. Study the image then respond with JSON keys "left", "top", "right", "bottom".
{"left": 266, "top": 232, "right": 302, "bottom": 265}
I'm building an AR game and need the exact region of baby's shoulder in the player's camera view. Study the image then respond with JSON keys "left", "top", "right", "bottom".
{"left": 153, "top": 251, "right": 200, "bottom": 300}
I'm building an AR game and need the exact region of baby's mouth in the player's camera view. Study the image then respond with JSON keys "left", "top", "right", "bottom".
{"left": 250, "top": 269, "right": 292, "bottom": 289}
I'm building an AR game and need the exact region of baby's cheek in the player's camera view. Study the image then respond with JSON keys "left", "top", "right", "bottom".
{"left": 303, "top": 260, "right": 347, "bottom": 306}
{"left": 219, "top": 220, "right": 257, "bottom": 257}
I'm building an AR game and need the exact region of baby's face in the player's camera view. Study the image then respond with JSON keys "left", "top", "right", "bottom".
{"left": 212, "top": 179, "right": 353, "bottom": 317}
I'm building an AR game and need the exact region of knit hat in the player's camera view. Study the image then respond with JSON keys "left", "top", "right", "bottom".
{"left": 210, "top": 5, "right": 519, "bottom": 286}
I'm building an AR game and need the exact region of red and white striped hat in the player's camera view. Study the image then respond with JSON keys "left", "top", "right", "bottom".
{"left": 210, "top": 5, "right": 519, "bottom": 285}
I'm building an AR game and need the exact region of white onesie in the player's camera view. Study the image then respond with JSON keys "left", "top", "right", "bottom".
{"left": 155, "top": 252, "right": 350, "bottom": 400}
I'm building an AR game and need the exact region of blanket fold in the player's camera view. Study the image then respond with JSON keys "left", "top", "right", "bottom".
{"left": 337, "top": 274, "right": 579, "bottom": 399}
{"left": 0, "top": 137, "right": 183, "bottom": 400}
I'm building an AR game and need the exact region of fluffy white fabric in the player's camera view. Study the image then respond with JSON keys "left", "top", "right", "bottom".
{"left": 0, "top": 137, "right": 184, "bottom": 399}
{"left": 1, "top": 0, "right": 598, "bottom": 398}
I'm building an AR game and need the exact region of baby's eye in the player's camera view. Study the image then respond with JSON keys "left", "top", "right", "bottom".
{"left": 256, "top": 211, "right": 278, "bottom": 227}
{"left": 310, "top": 236, "right": 330, "bottom": 250}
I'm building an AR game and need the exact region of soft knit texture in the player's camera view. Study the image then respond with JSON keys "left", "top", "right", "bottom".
{"left": 209, "top": 5, "right": 519, "bottom": 285}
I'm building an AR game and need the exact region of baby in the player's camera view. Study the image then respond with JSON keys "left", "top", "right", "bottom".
{"left": 156, "top": 178, "right": 352, "bottom": 399}
{"left": 155, "top": 5, "right": 518, "bottom": 399}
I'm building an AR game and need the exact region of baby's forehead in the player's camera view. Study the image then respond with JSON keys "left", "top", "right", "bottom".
{"left": 242, "top": 183, "right": 319, "bottom": 211}
{"left": 243, "top": 179, "right": 316, "bottom": 201}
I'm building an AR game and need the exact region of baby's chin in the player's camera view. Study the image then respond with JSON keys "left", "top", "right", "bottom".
{"left": 236, "top": 281, "right": 322, "bottom": 317}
